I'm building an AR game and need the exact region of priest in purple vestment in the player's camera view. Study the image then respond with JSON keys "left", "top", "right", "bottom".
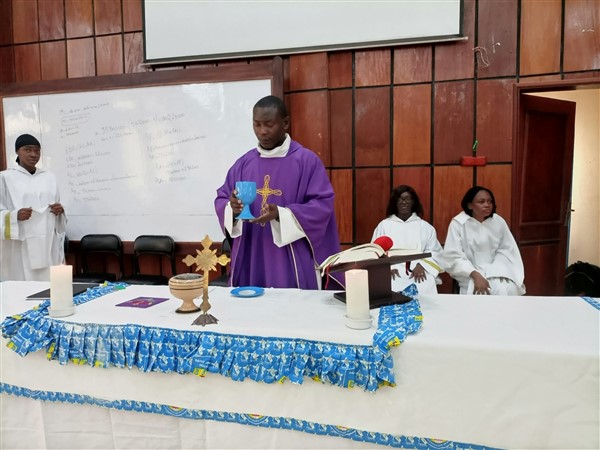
{"left": 214, "top": 95, "right": 341, "bottom": 289}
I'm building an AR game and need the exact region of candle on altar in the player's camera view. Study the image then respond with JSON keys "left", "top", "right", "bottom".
{"left": 50, "top": 265, "right": 74, "bottom": 316}
{"left": 345, "top": 269, "right": 370, "bottom": 321}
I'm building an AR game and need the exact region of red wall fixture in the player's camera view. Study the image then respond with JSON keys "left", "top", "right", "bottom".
{"left": 460, "top": 155, "right": 487, "bottom": 166}
{"left": 460, "top": 140, "right": 487, "bottom": 166}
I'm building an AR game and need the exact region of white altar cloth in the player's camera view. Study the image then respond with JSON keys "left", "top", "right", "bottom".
{"left": 1, "top": 281, "right": 598, "bottom": 449}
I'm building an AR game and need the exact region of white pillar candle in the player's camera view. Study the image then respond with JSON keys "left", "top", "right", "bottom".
{"left": 50, "top": 265, "right": 73, "bottom": 312}
{"left": 345, "top": 269, "right": 370, "bottom": 320}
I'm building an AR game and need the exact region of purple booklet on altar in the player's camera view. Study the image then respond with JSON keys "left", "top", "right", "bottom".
{"left": 116, "top": 297, "right": 169, "bottom": 309}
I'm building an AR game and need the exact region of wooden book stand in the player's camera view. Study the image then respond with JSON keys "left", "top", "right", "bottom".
{"left": 329, "top": 253, "right": 431, "bottom": 308}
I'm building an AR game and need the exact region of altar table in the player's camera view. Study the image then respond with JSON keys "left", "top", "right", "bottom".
{"left": 1, "top": 281, "right": 598, "bottom": 449}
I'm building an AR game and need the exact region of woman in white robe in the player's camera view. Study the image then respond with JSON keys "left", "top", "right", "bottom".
{"left": 372, "top": 185, "right": 444, "bottom": 294}
{"left": 1, "top": 134, "right": 66, "bottom": 281}
{"left": 443, "top": 186, "right": 525, "bottom": 296}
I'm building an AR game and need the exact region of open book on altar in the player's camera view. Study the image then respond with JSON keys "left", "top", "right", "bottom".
{"left": 318, "top": 243, "right": 385, "bottom": 273}
{"left": 318, "top": 244, "right": 424, "bottom": 276}
{"left": 319, "top": 242, "right": 432, "bottom": 308}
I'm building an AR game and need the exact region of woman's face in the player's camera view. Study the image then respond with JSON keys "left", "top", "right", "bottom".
{"left": 17, "top": 145, "right": 41, "bottom": 171}
{"left": 468, "top": 190, "right": 493, "bottom": 222}
{"left": 396, "top": 191, "right": 414, "bottom": 218}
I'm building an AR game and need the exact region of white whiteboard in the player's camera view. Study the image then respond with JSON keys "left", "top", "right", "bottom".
{"left": 144, "top": 0, "right": 463, "bottom": 62}
{"left": 2, "top": 79, "right": 271, "bottom": 241}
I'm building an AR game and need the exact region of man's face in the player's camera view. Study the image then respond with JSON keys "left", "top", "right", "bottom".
{"left": 252, "top": 106, "right": 289, "bottom": 150}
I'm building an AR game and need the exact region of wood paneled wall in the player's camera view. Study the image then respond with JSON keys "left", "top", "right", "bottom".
{"left": 1, "top": 0, "right": 599, "bottom": 287}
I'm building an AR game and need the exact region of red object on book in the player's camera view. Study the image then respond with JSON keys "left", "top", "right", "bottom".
{"left": 373, "top": 236, "right": 393, "bottom": 252}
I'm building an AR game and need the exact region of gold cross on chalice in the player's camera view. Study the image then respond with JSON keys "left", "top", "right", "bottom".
{"left": 181, "top": 235, "right": 230, "bottom": 326}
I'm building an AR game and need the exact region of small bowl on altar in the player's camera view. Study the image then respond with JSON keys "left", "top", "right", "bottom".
{"left": 169, "top": 273, "right": 204, "bottom": 313}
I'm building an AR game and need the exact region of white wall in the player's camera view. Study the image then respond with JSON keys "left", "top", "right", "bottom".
{"left": 143, "top": 0, "right": 462, "bottom": 62}
{"left": 534, "top": 89, "right": 600, "bottom": 266}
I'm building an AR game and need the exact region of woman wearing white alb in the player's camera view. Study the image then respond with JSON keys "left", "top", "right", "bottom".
{"left": 443, "top": 186, "right": 525, "bottom": 296}
{"left": 372, "top": 185, "right": 444, "bottom": 294}
{"left": 0, "top": 134, "right": 67, "bottom": 281}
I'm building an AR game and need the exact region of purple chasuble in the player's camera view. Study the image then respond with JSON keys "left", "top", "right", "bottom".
{"left": 215, "top": 140, "right": 341, "bottom": 289}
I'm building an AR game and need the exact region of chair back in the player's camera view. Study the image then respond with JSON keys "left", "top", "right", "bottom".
{"left": 132, "top": 235, "right": 177, "bottom": 277}
{"left": 209, "top": 237, "right": 232, "bottom": 287}
{"left": 81, "top": 234, "right": 122, "bottom": 253}
{"left": 221, "top": 236, "right": 231, "bottom": 255}
{"left": 78, "top": 234, "right": 123, "bottom": 281}
{"left": 64, "top": 235, "right": 70, "bottom": 254}
{"left": 565, "top": 261, "right": 600, "bottom": 297}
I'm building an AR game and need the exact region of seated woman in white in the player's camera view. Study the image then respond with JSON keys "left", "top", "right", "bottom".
{"left": 372, "top": 185, "right": 444, "bottom": 294}
{"left": 443, "top": 186, "right": 525, "bottom": 296}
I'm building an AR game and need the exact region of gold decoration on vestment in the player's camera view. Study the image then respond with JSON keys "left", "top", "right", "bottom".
{"left": 257, "top": 174, "right": 282, "bottom": 217}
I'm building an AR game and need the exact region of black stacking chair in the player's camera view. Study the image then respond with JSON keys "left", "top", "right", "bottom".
{"left": 122, "top": 235, "right": 177, "bottom": 285}
{"left": 565, "top": 261, "right": 600, "bottom": 297}
{"left": 63, "top": 235, "right": 69, "bottom": 256}
{"left": 209, "top": 237, "right": 232, "bottom": 287}
{"left": 74, "top": 234, "right": 123, "bottom": 283}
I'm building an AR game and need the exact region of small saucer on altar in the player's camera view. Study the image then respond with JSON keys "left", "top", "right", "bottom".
{"left": 231, "top": 286, "right": 264, "bottom": 298}
{"left": 344, "top": 315, "right": 373, "bottom": 330}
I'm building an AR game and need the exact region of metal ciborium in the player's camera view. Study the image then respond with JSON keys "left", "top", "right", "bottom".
{"left": 235, "top": 181, "right": 257, "bottom": 220}
{"left": 169, "top": 273, "right": 203, "bottom": 313}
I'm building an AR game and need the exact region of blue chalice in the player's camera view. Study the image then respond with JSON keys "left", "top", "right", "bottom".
{"left": 235, "top": 181, "right": 257, "bottom": 220}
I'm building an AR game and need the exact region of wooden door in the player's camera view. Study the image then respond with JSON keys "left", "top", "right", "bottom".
{"left": 513, "top": 95, "right": 576, "bottom": 296}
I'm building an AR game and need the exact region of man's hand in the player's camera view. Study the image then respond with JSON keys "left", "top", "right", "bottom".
{"left": 229, "top": 190, "right": 243, "bottom": 218}
{"left": 391, "top": 268, "right": 400, "bottom": 280}
{"left": 250, "top": 204, "right": 279, "bottom": 224}
{"left": 49, "top": 202, "right": 64, "bottom": 216}
{"left": 470, "top": 271, "right": 490, "bottom": 295}
{"left": 17, "top": 207, "right": 33, "bottom": 221}
{"left": 410, "top": 263, "right": 427, "bottom": 283}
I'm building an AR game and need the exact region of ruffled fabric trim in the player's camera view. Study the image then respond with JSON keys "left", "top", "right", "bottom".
{"left": 374, "top": 284, "right": 423, "bottom": 351}
{"left": 0, "top": 383, "right": 499, "bottom": 450}
{"left": 1, "top": 283, "right": 423, "bottom": 392}
{"left": 581, "top": 296, "right": 600, "bottom": 310}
